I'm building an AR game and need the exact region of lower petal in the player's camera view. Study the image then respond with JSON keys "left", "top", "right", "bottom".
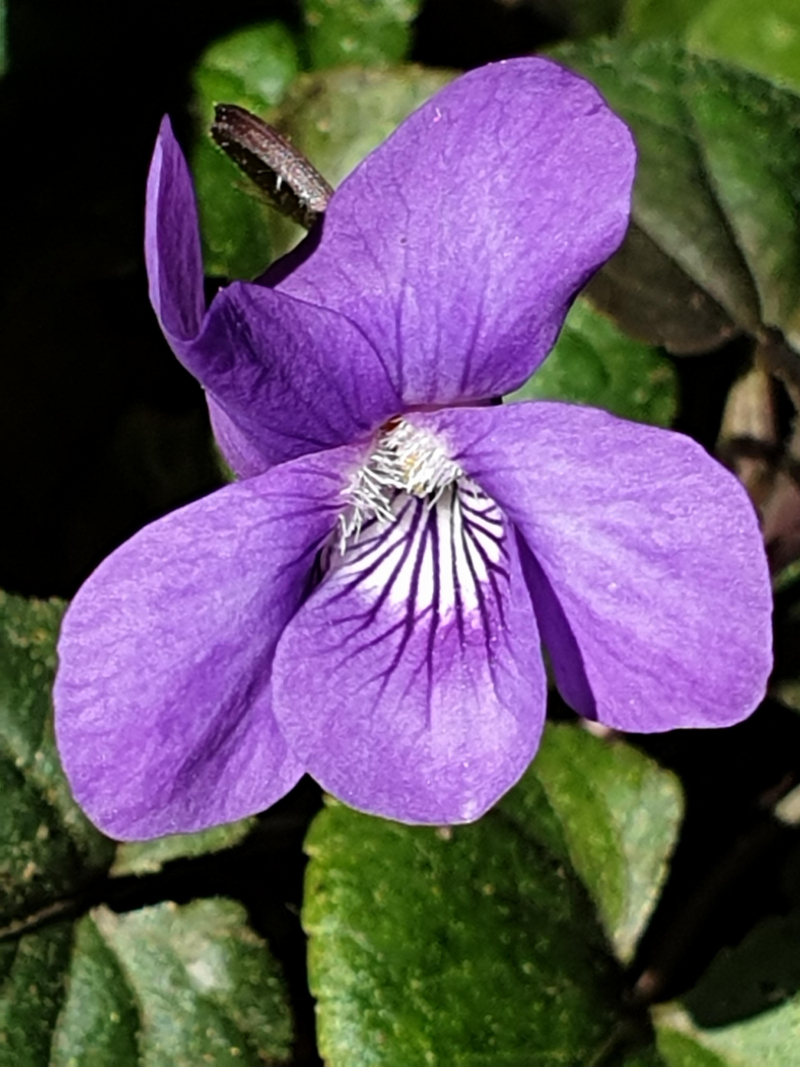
{"left": 271, "top": 482, "right": 546, "bottom": 824}
{"left": 54, "top": 446, "right": 363, "bottom": 839}
{"left": 418, "top": 403, "right": 772, "bottom": 733}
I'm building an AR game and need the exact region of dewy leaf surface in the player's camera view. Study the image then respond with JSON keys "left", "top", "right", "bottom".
{"left": 504, "top": 725, "right": 683, "bottom": 965}
{"left": 302, "top": 0, "right": 421, "bottom": 69}
{"left": 505, "top": 296, "right": 678, "bottom": 427}
{"left": 0, "top": 591, "right": 114, "bottom": 924}
{"left": 0, "top": 900, "right": 293, "bottom": 1067}
{"left": 555, "top": 39, "right": 800, "bottom": 355}
{"left": 304, "top": 773, "right": 627, "bottom": 1066}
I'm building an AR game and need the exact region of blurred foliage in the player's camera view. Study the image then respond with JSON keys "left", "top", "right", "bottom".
{"left": 302, "top": 0, "right": 422, "bottom": 68}
{"left": 623, "top": 0, "right": 800, "bottom": 92}
{"left": 688, "top": 0, "right": 800, "bottom": 91}
{"left": 556, "top": 38, "right": 800, "bottom": 357}
{"left": 506, "top": 297, "right": 678, "bottom": 426}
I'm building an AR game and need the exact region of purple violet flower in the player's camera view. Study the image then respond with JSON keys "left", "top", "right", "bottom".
{"left": 54, "top": 59, "right": 772, "bottom": 840}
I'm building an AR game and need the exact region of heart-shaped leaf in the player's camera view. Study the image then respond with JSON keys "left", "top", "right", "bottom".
{"left": 304, "top": 725, "right": 683, "bottom": 1063}
{"left": 508, "top": 725, "right": 684, "bottom": 965}
{"left": 555, "top": 39, "right": 800, "bottom": 359}
{"left": 0, "top": 899, "right": 293, "bottom": 1067}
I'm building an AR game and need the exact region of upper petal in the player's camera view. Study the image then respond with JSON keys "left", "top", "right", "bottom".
{"left": 271, "top": 481, "right": 547, "bottom": 823}
{"left": 272, "top": 57, "right": 635, "bottom": 405}
{"left": 54, "top": 445, "right": 363, "bottom": 840}
{"left": 417, "top": 403, "right": 772, "bottom": 732}
{"left": 145, "top": 122, "right": 400, "bottom": 475}
{"left": 145, "top": 116, "right": 205, "bottom": 347}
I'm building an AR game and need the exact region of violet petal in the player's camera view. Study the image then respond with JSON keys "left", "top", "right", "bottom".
{"left": 191, "top": 282, "right": 401, "bottom": 470}
{"left": 144, "top": 122, "right": 400, "bottom": 474}
{"left": 271, "top": 483, "right": 546, "bottom": 823}
{"left": 145, "top": 116, "right": 205, "bottom": 347}
{"left": 54, "top": 445, "right": 365, "bottom": 839}
{"left": 272, "top": 58, "right": 635, "bottom": 406}
{"left": 417, "top": 403, "right": 772, "bottom": 732}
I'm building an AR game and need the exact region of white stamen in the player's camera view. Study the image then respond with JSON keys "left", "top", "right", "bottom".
{"left": 338, "top": 418, "right": 464, "bottom": 550}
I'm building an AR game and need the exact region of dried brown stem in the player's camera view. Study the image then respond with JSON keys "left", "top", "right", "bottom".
{"left": 211, "top": 103, "right": 333, "bottom": 231}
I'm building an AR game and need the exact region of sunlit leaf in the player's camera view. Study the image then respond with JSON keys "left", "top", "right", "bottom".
{"left": 304, "top": 726, "right": 682, "bottom": 1063}
{"left": 305, "top": 793, "right": 621, "bottom": 1065}
{"left": 655, "top": 992, "right": 800, "bottom": 1066}
{"left": 688, "top": 0, "right": 800, "bottom": 92}
{"left": 506, "top": 725, "right": 684, "bottom": 964}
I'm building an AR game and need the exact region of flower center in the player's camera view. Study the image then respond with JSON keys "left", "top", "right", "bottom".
{"left": 338, "top": 417, "right": 464, "bottom": 550}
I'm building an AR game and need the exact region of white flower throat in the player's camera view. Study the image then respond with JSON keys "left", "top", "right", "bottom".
{"left": 338, "top": 418, "right": 465, "bottom": 550}
{"left": 330, "top": 417, "right": 507, "bottom": 620}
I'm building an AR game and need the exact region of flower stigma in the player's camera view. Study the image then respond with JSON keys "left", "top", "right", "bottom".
{"left": 338, "top": 417, "right": 465, "bottom": 551}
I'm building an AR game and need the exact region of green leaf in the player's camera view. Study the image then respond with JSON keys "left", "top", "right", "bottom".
{"left": 654, "top": 993, "right": 800, "bottom": 1066}
{"left": 193, "top": 22, "right": 299, "bottom": 117}
{"left": 191, "top": 23, "right": 300, "bottom": 279}
{"left": 0, "top": 923, "right": 74, "bottom": 1067}
{"left": 539, "top": 0, "right": 624, "bottom": 38}
{"left": 688, "top": 0, "right": 800, "bottom": 92}
{"left": 304, "top": 727, "right": 683, "bottom": 1064}
{"left": 275, "top": 63, "right": 454, "bottom": 191}
{"left": 266, "top": 64, "right": 454, "bottom": 258}
{"left": 0, "top": 592, "right": 114, "bottom": 925}
{"left": 304, "top": 774, "right": 629, "bottom": 1065}
{"left": 680, "top": 904, "right": 800, "bottom": 1027}
{"left": 110, "top": 819, "right": 256, "bottom": 876}
{"left": 505, "top": 297, "right": 678, "bottom": 427}
{"left": 620, "top": 0, "right": 699, "bottom": 39}
{"left": 0, "top": 900, "right": 293, "bottom": 1067}
{"left": 554, "top": 39, "right": 800, "bottom": 356}
{"left": 505, "top": 725, "right": 684, "bottom": 964}
{"left": 302, "top": 0, "right": 421, "bottom": 69}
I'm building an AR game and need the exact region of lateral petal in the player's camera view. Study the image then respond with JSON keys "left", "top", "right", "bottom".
{"left": 54, "top": 445, "right": 363, "bottom": 839}
{"left": 272, "top": 482, "right": 547, "bottom": 823}
{"left": 418, "top": 403, "right": 772, "bottom": 732}
{"left": 192, "top": 282, "right": 401, "bottom": 470}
